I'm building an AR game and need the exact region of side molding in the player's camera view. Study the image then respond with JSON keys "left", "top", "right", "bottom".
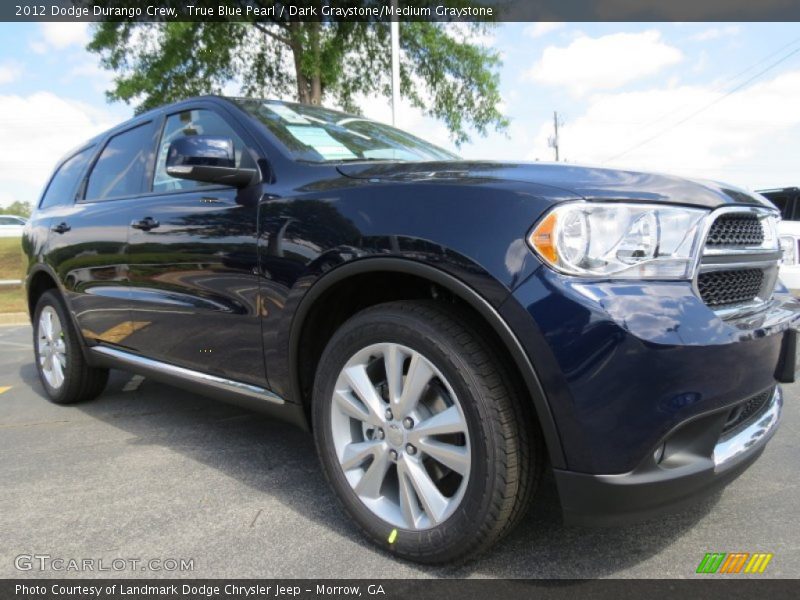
{"left": 90, "top": 346, "right": 307, "bottom": 430}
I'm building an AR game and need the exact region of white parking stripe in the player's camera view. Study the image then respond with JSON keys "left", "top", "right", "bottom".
{"left": 123, "top": 375, "right": 145, "bottom": 392}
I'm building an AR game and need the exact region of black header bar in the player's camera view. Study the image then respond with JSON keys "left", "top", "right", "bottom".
{"left": 4, "top": 0, "right": 800, "bottom": 23}
{"left": 4, "top": 579, "right": 800, "bottom": 600}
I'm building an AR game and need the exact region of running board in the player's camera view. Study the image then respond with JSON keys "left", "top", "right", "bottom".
{"left": 88, "top": 346, "right": 308, "bottom": 430}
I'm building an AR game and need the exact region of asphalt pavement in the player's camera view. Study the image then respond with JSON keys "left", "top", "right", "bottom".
{"left": 1, "top": 323, "right": 798, "bottom": 579}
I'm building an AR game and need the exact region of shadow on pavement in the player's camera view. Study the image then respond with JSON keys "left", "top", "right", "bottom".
{"left": 17, "top": 361, "right": 720, "bottom": 578}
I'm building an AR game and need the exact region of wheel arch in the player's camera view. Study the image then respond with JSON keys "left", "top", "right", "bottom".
{"left": 26, "top": 265, "right": 61, "bottom": 318}
{"left": 26, "top": 264, "right": 95, "bottom": 364}
{"left": 288, "top": 257, "right": 566, "bottom": 469}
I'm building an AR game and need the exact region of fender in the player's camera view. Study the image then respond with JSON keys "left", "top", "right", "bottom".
{"left": 25, "top": 262, "right": 99, "bottom": 366}
{"left": 288, "top": 257, "right": 567, "bottom": 469}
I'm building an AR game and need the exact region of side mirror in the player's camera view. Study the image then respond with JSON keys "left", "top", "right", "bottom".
{"left": 165, "top": 136, "right": 259, "bottom": 188}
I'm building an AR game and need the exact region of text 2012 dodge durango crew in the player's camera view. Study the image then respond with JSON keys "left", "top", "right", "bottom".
{"left": 22, "top": 96, "right": 799, "bottom": 563}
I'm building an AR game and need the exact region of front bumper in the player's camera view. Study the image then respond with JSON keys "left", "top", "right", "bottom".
{"left": 502, "top": 267, "right": 799, "bottom": 525}
{"left": 554, "top": 386, "right": 783, "bottom": 526}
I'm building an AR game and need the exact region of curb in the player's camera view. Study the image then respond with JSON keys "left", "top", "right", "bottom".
{"left": 0, "top": 312, "right": 29, "bottom": 326}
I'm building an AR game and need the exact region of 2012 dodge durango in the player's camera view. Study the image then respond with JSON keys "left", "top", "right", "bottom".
{"left": 22, "top": 96, "right": 799, "bottom": 563}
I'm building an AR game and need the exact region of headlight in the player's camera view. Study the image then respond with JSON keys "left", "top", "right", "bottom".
{"left": 528, "top": 202, "right": 708, "bottom": 279}
{"left": 780, "top": 235, "right": 797, "bottom": 265}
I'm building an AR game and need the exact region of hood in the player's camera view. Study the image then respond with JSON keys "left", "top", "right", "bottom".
{"left": 336, "top": 161, "right": 775, "bottom": 210}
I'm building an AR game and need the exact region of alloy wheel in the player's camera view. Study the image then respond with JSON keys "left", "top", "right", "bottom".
{"left": 37, "top": 306, "right": 67, "bottom": 389}
{"left": 329, "top": 342, "right": 471, "bottom": 530}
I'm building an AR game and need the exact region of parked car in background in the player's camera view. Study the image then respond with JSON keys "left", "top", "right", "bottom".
{"left": 21, "top": 96, "right": 799, "bottom": 563}
{"left": 0, "top": 214, "right": 27, "bottom": 237}
{"left": 759, "top": 187, "right": 800, "bottom": 292}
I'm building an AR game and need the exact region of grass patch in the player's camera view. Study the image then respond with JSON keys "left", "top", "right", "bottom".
{"left": 0, "top": 286, "right": 26, "bottom": 313}
{"left": 0, "top": 237, "right": 25, "bottom": 281}
{"left": 0, "top": 238, "right": 26, "bottom": 314}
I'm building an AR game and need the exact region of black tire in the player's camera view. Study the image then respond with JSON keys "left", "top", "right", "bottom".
{"left": 32, "top": 290, "right": 108, "bottom": 405}
{"left": 312, "top": 300, "right": 542, "bottom": 564}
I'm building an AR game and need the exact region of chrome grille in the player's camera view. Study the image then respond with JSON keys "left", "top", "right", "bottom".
{"left": 705, "top": 214, "right": 764, "bottom": 246}
{"left": 697, "top": 269, "right": 764, "bottom": 307}
{"left": 695, "top": 207, "right": 780, "bottom": 317}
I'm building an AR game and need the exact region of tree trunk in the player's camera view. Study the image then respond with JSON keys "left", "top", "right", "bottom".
{"left": 310, "top": 75, "right": 322, "bottom": 105}
{"left": 308, "top": 21, "right": 322, "bottom": 105}
{"left": 293, "top": 50, "right": 311, "bottom": 104}
{"left": 289, "top": 21, "right": 322, "bottom": 105}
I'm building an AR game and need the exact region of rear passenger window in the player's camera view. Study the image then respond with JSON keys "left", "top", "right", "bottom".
{"left": 85, "top": 122, "right": 155, "bottom": 201}
{"left": 152, "top": 109, "right": 255, "bottom": 193}
{"left": 40, "top": 146, "right": 94, "bottom": 209}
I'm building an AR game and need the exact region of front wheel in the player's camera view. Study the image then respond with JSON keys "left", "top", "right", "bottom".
{"left": 33, "top": 290, "right": 108, "bottom": 404}
{"left": 312, "top": 300, "right": 540, "bottom": 564}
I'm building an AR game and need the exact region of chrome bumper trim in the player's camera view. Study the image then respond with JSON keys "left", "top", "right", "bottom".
{"left": 713, "top": 386, "right": 782, "bottom": 468}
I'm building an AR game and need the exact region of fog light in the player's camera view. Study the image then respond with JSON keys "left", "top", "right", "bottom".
{"left": 654, "top": 443, "right": 666, "bottom": 464}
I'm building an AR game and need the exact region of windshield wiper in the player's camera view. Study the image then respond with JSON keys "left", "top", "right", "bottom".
{"left": 335, "top": 157, "right": 409, "bottom": 163}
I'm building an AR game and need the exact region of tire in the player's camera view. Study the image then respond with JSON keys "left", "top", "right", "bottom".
{"left": 32, "top": 289, "right": 108, "bottom": 405}
{"left": 312, "top": 300, "right": 541, "bottom": 564}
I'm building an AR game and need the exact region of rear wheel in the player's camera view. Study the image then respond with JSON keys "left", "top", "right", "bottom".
{"left": 312, "top": 300, "right": 540, "bottom": 563}
{"left": 33, "top": 290, "right": 108, "bottom": 404}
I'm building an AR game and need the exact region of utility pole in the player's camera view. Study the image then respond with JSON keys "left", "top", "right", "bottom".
{"left": 548, "top": 111, "right": 561, "bottom": 162}
{"left": 390, "top": 0, "right": 400, "bottom": 126}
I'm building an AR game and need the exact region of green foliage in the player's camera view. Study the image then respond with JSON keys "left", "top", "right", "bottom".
{"left": 0, "top": 201, "right": 32, "bottom": 218}
{"left": 0, "top": 237, "right": 26, "bottom": 281}
{"left": 87, "top": 2, "right": 507, "bottom": 145}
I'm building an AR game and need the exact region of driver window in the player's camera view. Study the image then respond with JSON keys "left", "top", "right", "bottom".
{"left": 153, "top": 109, "right": 255, "bottom": 193}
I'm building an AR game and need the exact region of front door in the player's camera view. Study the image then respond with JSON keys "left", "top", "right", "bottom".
{"left": 123, "top": 106, "right": 266, "bottom": 386}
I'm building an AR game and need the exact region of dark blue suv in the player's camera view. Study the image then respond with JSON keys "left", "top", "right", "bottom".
{"left": 22, "top": 96, "right": 798, "bottom": 563}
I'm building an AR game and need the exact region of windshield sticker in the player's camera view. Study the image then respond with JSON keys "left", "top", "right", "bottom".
{"left": 286, "top": 126, "right": 357, "bottom": 160}
{"left": 264, "top": 103, "right": 310, "bottom": 124}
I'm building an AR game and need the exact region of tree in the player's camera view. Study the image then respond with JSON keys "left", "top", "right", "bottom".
{"left": 0, "top": 201, "right": 32, "bottom": 218}
{"left": 87, "top": 2, "right": 508, "bottom": 145}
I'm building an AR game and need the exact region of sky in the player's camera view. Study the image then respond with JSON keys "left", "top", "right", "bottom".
{"left": 0, "top": 21, "right": 799, "bottom": 209}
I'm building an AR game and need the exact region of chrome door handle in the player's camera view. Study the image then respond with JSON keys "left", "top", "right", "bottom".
{"left": 131, "top": 217, "right": 160, "bottom": 231}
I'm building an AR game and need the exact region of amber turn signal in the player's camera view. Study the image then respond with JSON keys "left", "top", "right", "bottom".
{"left": 529, "top": 211, "right": 558, "bottom": 264}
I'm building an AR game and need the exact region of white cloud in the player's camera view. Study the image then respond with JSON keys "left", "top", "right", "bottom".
{"left": 524, "top": 69, "right": 800, "bottom": 189}
{"left": 691, "top": 25, "right": 742, "bottom": 42}
{"left": 31, "top": 23, "right": 89, "bottom": 53}
{"left": 0, "top": 62, "right": 21, "bottom": 85}
{"left": 66, "top": 61, "right": 114, "bottom": 93}
{"left": 0, "top": 92, "right": 119, "bottom": 191}
{"left": 525, "top": 30, "right": 683, "bottom": 96}
{"left": 523, "top": 23, "right": 565, "bottom": 39}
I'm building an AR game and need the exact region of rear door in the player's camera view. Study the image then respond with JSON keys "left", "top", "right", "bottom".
{"left": 45, "top": 121, "right": 158, "bottom": 346}
{"left": 122, "top": 104, "right": 266, "bottom": 386}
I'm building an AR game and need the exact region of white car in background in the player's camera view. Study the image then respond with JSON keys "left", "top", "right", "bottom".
{"left": 0, "top": 214, "right": 27, "bottom": 237}
{"left": 759, "top": 187, "right": 800, "bottom": 292}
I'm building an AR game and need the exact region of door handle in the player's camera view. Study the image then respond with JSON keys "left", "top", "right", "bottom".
{"left": 131, "top": 217, "right": 160, "bottom": 231}
{"left": 51, "top": 222, "right": 71, "bottom": 234}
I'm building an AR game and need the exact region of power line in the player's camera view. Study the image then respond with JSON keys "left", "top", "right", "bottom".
{"left": 604, "top": 42, "right": 800, "bottom": 164}
{"left": 626, "top": 35, "right": 800, "bottom": 135}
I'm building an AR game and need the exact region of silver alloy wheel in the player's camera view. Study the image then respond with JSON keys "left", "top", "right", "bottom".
{"left": 37, "top": 306, "right": 66, "bottom": 389}
{"left": 330, "top": 343, "right": 471, "bottom": 530}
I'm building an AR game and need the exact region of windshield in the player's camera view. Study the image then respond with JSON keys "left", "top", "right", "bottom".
{"left": 232, "top": 98, "right": 459, "bottom": 163}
